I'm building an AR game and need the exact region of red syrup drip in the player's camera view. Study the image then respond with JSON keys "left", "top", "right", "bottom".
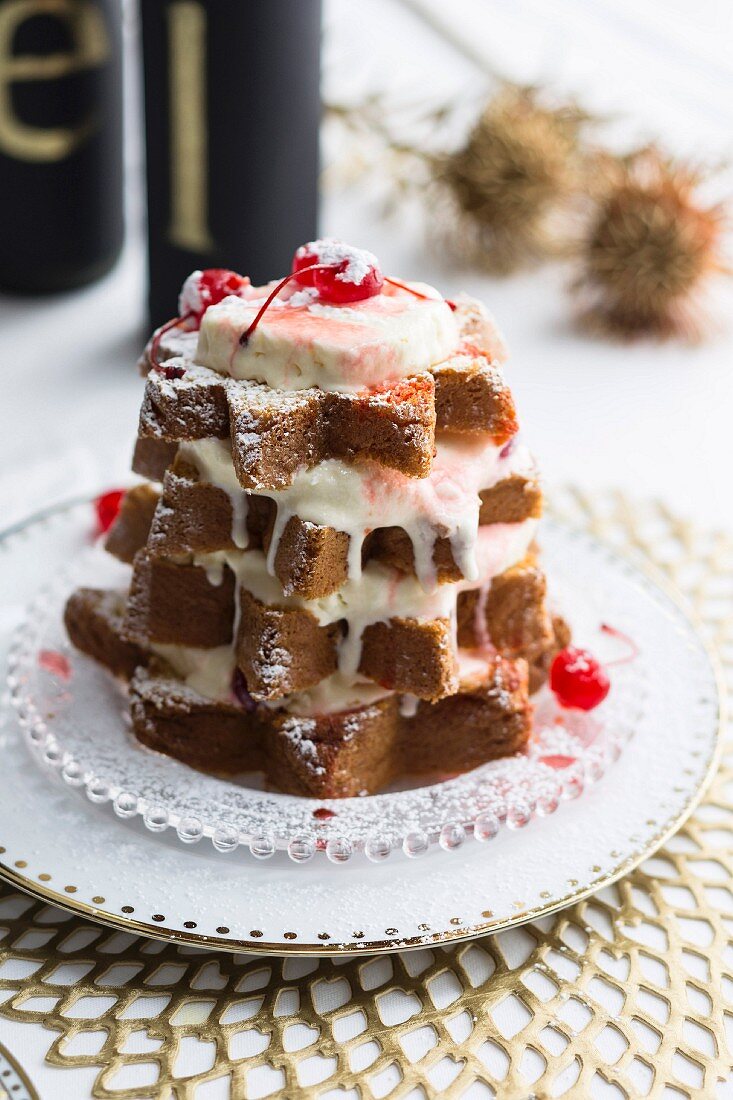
{"left": 148, "top": 310, "right": 195, "bottom": 373}
{"left": 239, "top": 261, "right": 380, "bottom": 346}
{"left": 238, "top": 264, "right": 452, "bottom": 346}
{"left": 38, "top": 650, "right": 71, "bottom": 681}
{"left": 600, "top": 622, "right": 640, "bottom": 666}
{"left": 239, "top": 266, "right": 323, "bottom": 345}
{"left": 312, "top": 807, "right": 336, "bottom": 820}
{"left": 539, "top": 753, "right": 576, "bottom": 770}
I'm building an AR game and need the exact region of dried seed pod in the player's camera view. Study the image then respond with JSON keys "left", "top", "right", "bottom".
{"left": 430, "top": 85, "right": 591, "bottom": 273}
{"left": 572, "top": 146, "right": 728, "bottom": 341}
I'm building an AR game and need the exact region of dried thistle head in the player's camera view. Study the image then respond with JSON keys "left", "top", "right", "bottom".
{"left": 431, "top": 85, "right": 590, "bottom": 273}
{"left": 572, "top": 146, "right": 728, "bottom": 340}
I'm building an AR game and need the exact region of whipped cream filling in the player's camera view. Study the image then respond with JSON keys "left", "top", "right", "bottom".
{"left": 151, "top": 643, "right": 235, "bottom": 701}
{"left": 179, "top": 435, "right": 537, "bottom": 593}
{"left": 149, "top": 643, "right": 501, "bottom": 717}
{"left": 264, "top": 673, "right": 393, "bottom": 717}
{"left": 152, "top": 640, "right": 509, "bottom": 716}
{"left": 195, "top": 279, "right": 458, "bottom": 393}
{"left": 195, "top": 516, "right": 537, "bottom": 681}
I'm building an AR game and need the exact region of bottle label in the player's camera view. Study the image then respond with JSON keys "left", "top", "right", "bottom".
{"left": 0, "top": 0, "right": 111, "bottom": 162}
{"left": 167, "top": 1, "right": 213, "bottom": 252}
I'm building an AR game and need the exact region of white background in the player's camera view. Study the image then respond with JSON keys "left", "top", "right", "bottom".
{"left": 1, "top": 0, "right": 732, "bottom": 534}
{"left": 0, "top": 0, "right": 732, "bottom": 1096}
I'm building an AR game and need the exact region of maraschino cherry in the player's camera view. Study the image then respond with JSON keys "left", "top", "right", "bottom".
{"left": 291, "top": 239, "right": 384, "bottom": 303}
{"left": 240, "top": 241, "right": 385, "bottom": 345}
{"left": 94, "top": 489, "right": 125, "bottom": 535}
{"left": 149, "top": 268, "right": 247, "bottom": 372}
{"left": 550, "top": 647, "right": 610, "bottom": 711}
{"left": 179, "top": 268, "right": 248, "bottom": 324}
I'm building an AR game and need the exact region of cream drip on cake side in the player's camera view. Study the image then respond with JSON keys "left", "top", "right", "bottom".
{"left": 195, "top": 279, "right": 459, "bottom": 393}
{"left": 191, "top": 516, "right": 537, "bottom": 684}
{"left": 178, "top": 435, "right": 538, "bottom": 592}
{"left": 151, "top": 642, "right": 513, "bottom": 717}
{"left": 150, "top": 643, "right": 236, "bottom": 701}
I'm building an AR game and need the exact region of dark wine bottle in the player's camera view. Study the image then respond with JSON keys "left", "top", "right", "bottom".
{"left": 140, "top": 0, "right": 322, "bottom": 330}
{"left": 0, "top": 0, "right": 124, "bottom": 294}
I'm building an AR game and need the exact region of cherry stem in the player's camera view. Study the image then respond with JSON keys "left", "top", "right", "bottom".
{"left": 601, "top": 622, "right": 639, "bottom": 666}
{"left": 239, "top": 269, "right": 449, "bottom": 346}
{"left": 149, "top": 310, "right": 195, "bottom": 371}
{"left": 239, "top": 262, "right": 337, "bottom": 345}
{"left": 386, "top": 276, "right": 455, "bottom": 310}
{"left": 384, "top": 276, "right": 431, "bottom": 300}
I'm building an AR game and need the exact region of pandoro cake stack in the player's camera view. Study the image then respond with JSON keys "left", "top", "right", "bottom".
{"left": 65, "top": 241, "right": 568, "bottom": 797}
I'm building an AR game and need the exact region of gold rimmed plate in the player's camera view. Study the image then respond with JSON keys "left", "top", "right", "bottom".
{"left": 0, "top": 498, "right": 723, "bottom": 955}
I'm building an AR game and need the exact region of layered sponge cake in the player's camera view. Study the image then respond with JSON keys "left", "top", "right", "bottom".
{"left": 66, "top": 242, "right": 567, "bottom": 796}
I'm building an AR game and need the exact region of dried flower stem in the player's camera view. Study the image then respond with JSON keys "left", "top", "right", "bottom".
{"left": 391, "top": 0, "right": 505, "bottom": 82}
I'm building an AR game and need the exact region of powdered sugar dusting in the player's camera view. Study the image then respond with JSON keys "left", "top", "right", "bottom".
{"left": 295, "top": 238, "right": 379, "bottom": 286}
{"left": 288, "top": 287, "right": 320, "bottom": 308}
{"left": 280, "top": 716, "right": 326, "bottom": 775}
{"left": 178, "top": 270, "right": 204, "bottom": 317}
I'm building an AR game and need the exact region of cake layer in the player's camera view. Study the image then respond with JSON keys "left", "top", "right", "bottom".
{"left": 64, "top": 589, "right": 147, "bottom": 679}
{"left": 119, "top": 524, "right": 545, "bottom": 703}
{"left": 123, "top": 552, "right": 236, "bottom": 649}
{"left": 104, "top": 484, "right": 160, "bottom": 564}
{"left": 65, "top": 586, "right": 533, "bottom": 796}
{"left": 182, "top": 434, "right": 537, "bottom": 587}
{"left": 129, "top": 656, "right": 530, "bottom": 797}
{"left": 143, "top": 293, "right": 514, "bottom": 438}
{"left": 138, "top": 339, "right": 517, "bottom": 493}
{"left": 131, "top": 436, "right": 179, "bottom": 482}
{"left": 457, "top": 558, "right": 559, "bottom": 693}
{"left": 235, "top": 586, "right": 344, "bottom": 699}
{"left": 139, "top": 363, "right": 437, "bottom": 486}
{"left": 66, "top": 582, "right": 566, "bottom": 715}
{"left": 109, "top": 466, "right": 542, "bottom": 601}
{"left": 121, "top": 549, "right": 460, "bottom": 702}
{"left": 433, "top": 352, "right": 516, "bottom": 436}
{"left": 141, "top": 353, "right": 517, "bottom": 453}
{"left": 235, "top": 588, "right": 456, "bottom": 702}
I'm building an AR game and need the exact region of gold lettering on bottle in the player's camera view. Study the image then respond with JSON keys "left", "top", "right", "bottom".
{"left": 167, "top": 0, "right": 213, "bottom": 252}
{"left": 0, "top": 0, "right": 109, "bottom": 162}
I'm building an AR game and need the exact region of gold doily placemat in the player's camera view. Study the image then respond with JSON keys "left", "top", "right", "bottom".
{"left": 0, "top": 487, "right": 731, "bottom": 1100}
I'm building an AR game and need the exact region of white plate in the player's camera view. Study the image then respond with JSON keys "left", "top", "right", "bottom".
{"left": 10, "top": 529, "right": 641, "bottom": 860}
{"left": 0, "top": 499, "right": 723, "bottom": 955}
